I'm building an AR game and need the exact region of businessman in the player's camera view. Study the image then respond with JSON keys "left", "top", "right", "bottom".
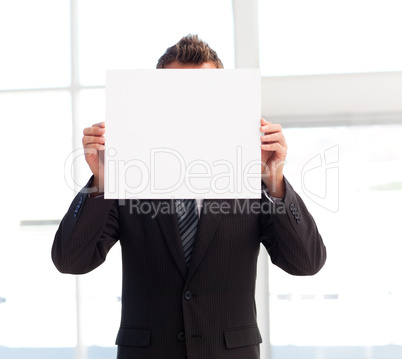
{"left": 52, "top": 35, "right": 326, "bottom": 359}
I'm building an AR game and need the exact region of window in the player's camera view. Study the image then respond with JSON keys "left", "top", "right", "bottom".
{"left": 259, "top": 0, "right": 402, "bottom": 76}
{"left": 269, "top": 124, "right": 402, "bottom": 358}
{"left": 0, "top": 0, "right": 70, "bottom": 89}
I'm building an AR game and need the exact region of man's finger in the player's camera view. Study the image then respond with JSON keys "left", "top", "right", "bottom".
{"left": 85, "top": 143, "right": 105, "bottom": 152}
{"left": 260, "top": 132, "right": 285, "bottom": 143}
{"left": 83, "top": 135, "right": 105, "bottom": 147}
{"left": 83, "top": 126, "right": 105, "bottom": 136}
{"left": 260, "top": 123, "right": 282, "bottom": 134}
{"left": 261, "top": 142, "right": 287, "bottom": 155}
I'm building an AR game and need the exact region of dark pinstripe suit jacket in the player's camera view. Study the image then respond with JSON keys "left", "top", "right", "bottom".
{"left": 52, "top": 177, "right": 326, "bottom": 359}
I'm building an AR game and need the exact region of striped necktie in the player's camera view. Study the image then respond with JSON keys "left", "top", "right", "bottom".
{"left": 175, "top": 199, "right": 198, "bottom": 266}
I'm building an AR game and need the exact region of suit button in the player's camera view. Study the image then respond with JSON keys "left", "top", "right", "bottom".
{"left": 178, "top": 332, "right": 185, "bottom": 341}
{"left": 184, "top": 291, "right": 192, "bottom": 300}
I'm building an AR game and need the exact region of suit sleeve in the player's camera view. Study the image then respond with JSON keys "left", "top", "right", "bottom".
{"left": 259, "top": 177, "right": 326, "bottom": 276}
{"left": 52, "top": 178, "right": 120, "bottom": 275}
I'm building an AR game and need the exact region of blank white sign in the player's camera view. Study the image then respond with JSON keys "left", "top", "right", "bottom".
{"left": 105, "top": 69, "right": 261, "bottom": 199}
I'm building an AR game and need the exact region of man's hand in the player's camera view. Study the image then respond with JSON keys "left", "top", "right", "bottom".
{"left": 82, "top": 121, "right": 105, "bottom": 194}
{"left": 260, "top": 118, "right": 287, "bottom": 198}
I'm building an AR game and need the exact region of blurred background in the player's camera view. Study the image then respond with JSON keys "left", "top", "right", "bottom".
{"left": 0, "top": 0, "right": 401, "bottom": 358}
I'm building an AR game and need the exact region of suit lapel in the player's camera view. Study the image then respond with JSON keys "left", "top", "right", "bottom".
{"left": 185, "top": 199, "right": 224, "bottom": 283}
{"left": 154, "top": 200, "right": 187, "bottom": 278}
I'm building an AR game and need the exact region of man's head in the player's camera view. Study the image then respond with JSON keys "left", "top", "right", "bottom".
{"left": 156, "top": 34, "right": 224, "bottom": 69}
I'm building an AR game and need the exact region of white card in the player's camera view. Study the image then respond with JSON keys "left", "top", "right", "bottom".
{"left": 105, "top": 69, "right": 261, "bottom": 199}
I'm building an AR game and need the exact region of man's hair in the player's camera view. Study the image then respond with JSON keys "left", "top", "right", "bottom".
{"left": 156, "top": 34, "right": 224, "bottom": 69}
